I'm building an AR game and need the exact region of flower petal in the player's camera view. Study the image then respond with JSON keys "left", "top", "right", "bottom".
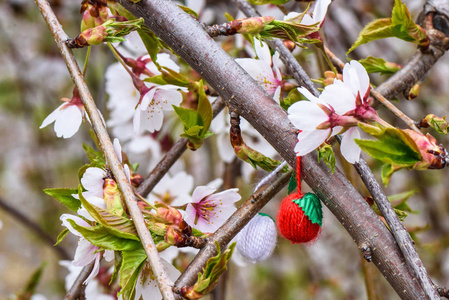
{"left": 191, "top": 186, "right": 216, "bottom": 203}
{"left": 253, "top": 38, "right": 271, "bottom": 64}
{"left": 113, "top": 138, "right": 122, "bottom": 162}
{"left": 313, "top": 0, "right": 332, "bottom": 25}
{"left": 206, "top": 188, "right": 241, "bottom": 206}
{"left": 60, "top": 214, "right": 90, "bottom": 237}
{"left": 287, "top": 100, "right": 328, "bottom": 130}
{"left": 320, "top": 83, "right": 356, "bottom": 114}
{"left": 54, "top": 105, "right": 83, "bottom": 138}
{"left": 81, "top": 167, "right": 105, "bottom": 198}
{"left": 294, "top": 129, "right": 330, "bottom": 156}
{"left": 82, "top": 253, "right": 101, "bottom": 284}
{"left": 40, "top": 103, "right": 65, "bottom": 129}
{"left": 340, "top": 127, "right": 361, "bottom": 164}
{"left": 73, "top": 239, "right": 98, "bottom": 267}
{"left": 183, "top": 203, "right": 198, "bottom": 229}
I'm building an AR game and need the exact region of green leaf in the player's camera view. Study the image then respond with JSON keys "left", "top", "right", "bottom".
{"left": 359, "top": 56, "right": 401, "bottom": 75}
{"left": 173, "top": 105, "right": 202, "bottom": 130}
{"left": 287, "top": 171, "right": 297, "bottom": 195}
{"left": 110, "top": 251, "right": 122, "bottom": 285}
{"left": 347, "top": 18, "right": 393, "bottom": 54}
{"left": 391, "top": 0, "right": 426, "bottom": 43}
{"left": 317, "top": 143, "right": 335, "bottom": 173}
{"left": 82, "top": 143, "right": 105, "bottom": 167}
{"left": 356, "top": 125, "right": 421, "bottom": 166}
{"left": 281, "top": 88, "right": 305, "bottom": 110}
{"left": 178, "top": 4, "right": 199, "bottom": 18}
{"left": 68, "top": 219, "right": 141, "bottom": 251}
{"left": 196, "top": 80, "right": 213, "bottom": 135}
{"left": 55, "top": 228, "right": 69, "bottom": 246}
{"left": 119, "top": 248, "right": 147, "bottom": 300}
{"left": 17, "top": 263, "right": 46, "bottom": 299}
{"left": 160, "top": 67, "right": 190, "bottom": 87}
{"left": 44, "top": 188, "right": 80, "bottom": 212}
{"left": 389, "top": 189, "right": 418, "bottom": 213}
{"left": 293, "top": 192, "right": 323, "bottom": 226}
{"left": 381, "top": 163, "right": 398, "bottom": 186}
{"left": 194, "top": 242, "right": 236, "bottom": 295}
{"left": 235, "top": 143, "right": 289, "bottom": 172}
{"left": 347, "top": 0, "right": 427, "bottom": 55}
{"left": 78, "top": 188, "right": 139, "bottom": 241}
{"left": 144, "top": 75, "right": 167, "bottom": 85}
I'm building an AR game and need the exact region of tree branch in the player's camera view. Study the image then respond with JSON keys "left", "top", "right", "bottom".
{"left": 34, "top": 1, "right": 175, "bottom": 299}
{"left": 136, "top": 97, "right": 225, "bottom": 197}
{"left": 0, "top": 196, "right": 70, "bottom": 260}
{"left": 64, "top": 263, "right": 94, "bottom": 300}
{"left": 376, "top": 7, "right": 449, "bottom": 100}
{"left": 118, "top": 0, "right": 429, "bottom": 298}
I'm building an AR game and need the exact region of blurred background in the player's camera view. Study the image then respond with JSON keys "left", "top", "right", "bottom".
{"left": 1, "top": 0, "right": 449, "bottom": 299}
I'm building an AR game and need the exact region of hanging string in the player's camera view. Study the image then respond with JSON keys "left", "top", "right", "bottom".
{"left": 295, "top": 155, "right": 303, "bottom": 197}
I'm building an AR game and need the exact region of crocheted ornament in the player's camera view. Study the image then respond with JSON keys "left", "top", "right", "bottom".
{"left": 277, "top": 156, "right": 323, "bottom": 244}
{"left": 236, "top": 213, "right": 277, "bottom": 263}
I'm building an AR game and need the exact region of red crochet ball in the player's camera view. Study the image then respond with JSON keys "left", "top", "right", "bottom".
{"left": 277, "top": 193, "right": 321, "bottom": 244}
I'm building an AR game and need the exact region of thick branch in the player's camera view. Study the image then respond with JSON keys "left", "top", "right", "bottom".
{"left": 34, "top": 1, "right": 175, "bottom": 299}
{"left": 137, "top": 97, "right": 225, "bottom": 197}
{"left": 0, "top": 196, "right": 70, "bottom": 260}
{"left": 119, "top": 1, "right": 428, "bottom": 298}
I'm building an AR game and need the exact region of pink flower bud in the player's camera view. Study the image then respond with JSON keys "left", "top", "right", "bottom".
{"left": 236, "top": 213, "right": 277, "bottom": 263}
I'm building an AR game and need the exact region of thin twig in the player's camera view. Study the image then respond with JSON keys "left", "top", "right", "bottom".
{"left": 370, "top": 89, "right": 421, "bottom": 133}
{"left": 136, "top": 97, "right": 225, "bottom": 197}
{"left": 353, "top": 159, "right": 439, "bottom": 299}
{"left": 0, "top": 196, "right": 70, "bottom": 260}
{"left": 64, "top": 262, "right": 94, "bottom": 300}
{"left": 119, "top": 1, "right": 429, "bottom": 298}
{"left": 175, "top": 171, "right": 292, "bottom": 288}
{"left": 34, "top": 1, "right": 175, "bottom": 299}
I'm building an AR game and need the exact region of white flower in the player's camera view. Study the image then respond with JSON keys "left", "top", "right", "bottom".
{"left": 40, "top": 95, "right": 84, "bottom": 139}
{"left": 184, "top": 186, "right": 241, "bottom": 233}
{"left": 134, "top": 259, "right": 180, "bottom": 300}
{"left": 76, "top": 139, "right": 130, "bottom": 218}
{"left": 147, "top": 171, "right": 194, "bottom": 206}
{"left": 288, "top": 61, "right": 370, "bottom": 163}
{"left": 60, "top": 214, "right": 114, "bottom": 284}
{"left": 236, "top": 213, "right": 277, "bottom": 264}
{"left": 284, "top": 0, "right": 332, "bottom": 27}
{"left": 133, "top": 84, "right": 185, "bottom": 134}
{"left": 236, "top": 38, "right": 283, "bottom": 103}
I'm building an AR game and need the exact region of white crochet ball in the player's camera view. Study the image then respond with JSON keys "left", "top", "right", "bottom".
{"left": 236, "top": 213, "right": 277, "bottom": 263}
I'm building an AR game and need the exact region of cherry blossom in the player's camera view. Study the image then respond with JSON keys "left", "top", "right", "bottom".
{"left": 39, "top": 89, "right": 85, "bottom": 139}
{"left": 60, "top": 214, "right": 114, "bottom": 284}
{"left": 184, "top": 185, "right": 241, "bottom": 233}
{"left": 133, "top": 83, "right": 185, "bottom": 134}
{"left": 288, "top": 61, "right": 372, "bottom": 163}
{"left": 236, "top": 38, "right": 283, "bottom": 103}
{"left": 147, "top": 171, "right": 193, "bottom": 206}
